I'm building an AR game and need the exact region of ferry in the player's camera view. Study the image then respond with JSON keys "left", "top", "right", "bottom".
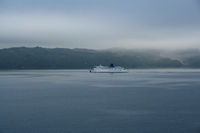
{"left": 89, "top": 64, "right": 128, "bottom": 73}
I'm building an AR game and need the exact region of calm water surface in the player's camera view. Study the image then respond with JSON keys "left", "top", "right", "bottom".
{"left": 1, "top": 69, "right": 200, "bottom": 133}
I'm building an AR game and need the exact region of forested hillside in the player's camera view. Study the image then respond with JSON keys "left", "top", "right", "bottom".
{"left": 1, "top": 47, "right": 199, "bottom": 69}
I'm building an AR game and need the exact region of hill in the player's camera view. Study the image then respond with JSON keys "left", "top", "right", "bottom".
{"left": 0, "top": 47, "right": 198, "bottom": 69}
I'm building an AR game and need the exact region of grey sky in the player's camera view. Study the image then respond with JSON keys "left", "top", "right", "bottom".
{"left": 0, "top": 0, "right": 200, "bottom": 49}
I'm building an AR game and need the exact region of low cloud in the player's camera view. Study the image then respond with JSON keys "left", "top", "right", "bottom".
{"left": 0, "top": 1, "right": 200, "bottom": 50}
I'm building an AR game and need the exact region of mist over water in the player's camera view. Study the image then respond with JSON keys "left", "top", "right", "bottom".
{"left": 1, "top": 69, "right": 200, "bottom": 133}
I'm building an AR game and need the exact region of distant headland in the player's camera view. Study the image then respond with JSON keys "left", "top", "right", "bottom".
{"left": 0, "top": 47, "right": 200, "bottom": 69}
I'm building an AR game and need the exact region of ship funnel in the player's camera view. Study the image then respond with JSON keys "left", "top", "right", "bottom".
{"left": 110, "top": 64, "right": 114, "bottom": 68}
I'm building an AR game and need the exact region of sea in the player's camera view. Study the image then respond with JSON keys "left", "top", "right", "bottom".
{"left": 1, "top": 69, "right": 200, "bottom": 133}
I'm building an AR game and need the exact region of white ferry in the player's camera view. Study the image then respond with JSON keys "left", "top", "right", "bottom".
{"left": 89, "top": 64, "right": 128, "bottom": 73}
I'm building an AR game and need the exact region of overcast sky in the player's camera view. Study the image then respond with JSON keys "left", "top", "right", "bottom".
{"left": 0, "top": 0, "right": 200, "bottom": 49}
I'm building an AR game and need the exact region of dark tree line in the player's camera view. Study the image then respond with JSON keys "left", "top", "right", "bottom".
{"left": 1, "top": 47, "right": 197, "bottom": 69}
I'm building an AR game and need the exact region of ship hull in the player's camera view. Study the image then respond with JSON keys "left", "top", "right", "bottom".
{"left": 90, "top": 69, "right": 128, "bottom": 73}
